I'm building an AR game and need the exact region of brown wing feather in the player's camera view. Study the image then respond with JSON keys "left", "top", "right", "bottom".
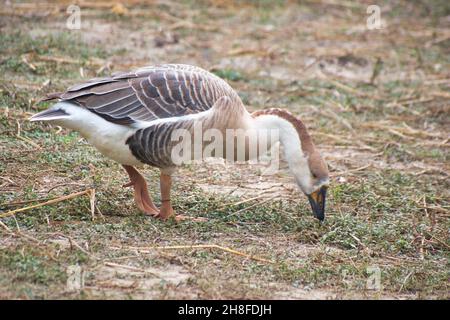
{"left": 44, "top": 64, "right": 242, "bottom": 124}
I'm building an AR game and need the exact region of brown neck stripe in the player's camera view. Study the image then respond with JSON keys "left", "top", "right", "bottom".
{"left": 252, "top": 108, "right": 315, "bottom": 154}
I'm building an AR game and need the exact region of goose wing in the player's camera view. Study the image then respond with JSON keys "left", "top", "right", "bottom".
{"left": 43, "top": 64, "right": 242, "bottom": 125}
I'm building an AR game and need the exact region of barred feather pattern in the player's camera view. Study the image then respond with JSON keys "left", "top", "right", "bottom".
{"left": 44, "top": 64, "right": 243, "bottom": 125}
{"left": 126, "top": 117, "right": 195, "bottom": 168}
{"left": 126, "top": 96, "right": 248, "bottom": 168}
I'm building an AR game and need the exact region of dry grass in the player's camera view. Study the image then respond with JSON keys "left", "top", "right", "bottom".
{"left": 0, "top": 0, "right": 449, "bottom": 299}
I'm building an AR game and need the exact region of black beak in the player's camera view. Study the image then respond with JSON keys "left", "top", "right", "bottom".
{"left": 307, "top": 186, "right": 327, "bottom": 221}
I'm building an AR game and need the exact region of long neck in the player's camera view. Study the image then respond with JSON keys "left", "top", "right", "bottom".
{"left": 251, "top": 109, "right": 313, "bottom": 187}
{"left": 252, "top": 108, "right": 314, "bottom": 153}
{"left": 253, "top": 114, "right": 302, "bottom": 156}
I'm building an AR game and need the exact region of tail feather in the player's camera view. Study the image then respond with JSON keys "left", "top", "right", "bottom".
{"left": 29, "top": 108, "right": 69, "bottom": 121}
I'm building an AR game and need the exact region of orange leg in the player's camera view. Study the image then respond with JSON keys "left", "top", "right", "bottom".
{"left": 158, "top": 173, "right": 175, "bottom": 220}
{"left": 158, "top": 172, "right": 207, "bottom": 222}
{"left": 122, "top": 165, "right": 159, "bottom": 216}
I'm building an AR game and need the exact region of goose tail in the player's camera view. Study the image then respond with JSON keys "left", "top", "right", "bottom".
{"left": 29, "top": 107, "right": 70, "bottom": 122}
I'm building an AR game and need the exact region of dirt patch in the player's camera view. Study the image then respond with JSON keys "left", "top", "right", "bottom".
{"left": 85, "top": 263, "right": 194, "bottom": 299}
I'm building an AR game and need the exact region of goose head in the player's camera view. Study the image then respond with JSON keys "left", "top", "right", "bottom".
{"left": 253, "top": 108, "right": 330, "bottom": 221}
{"left": 288, "top": 147, "right": 329, "bottom": 221}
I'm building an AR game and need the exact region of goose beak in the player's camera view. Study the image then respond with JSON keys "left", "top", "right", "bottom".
{"left": 307, "top": 186, "right": 327, "bottom": 221}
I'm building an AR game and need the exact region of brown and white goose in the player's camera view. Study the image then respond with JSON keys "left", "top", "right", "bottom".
{"left": 30, "top": 64, "right": 329, "bottom": 221}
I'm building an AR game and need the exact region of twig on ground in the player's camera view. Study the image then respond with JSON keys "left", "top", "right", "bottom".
{"left": 46, "top": 182, "right": 87, "bottom": 193}
{"left": 0, "top": 220, "right": 12, "bottom": 233}
{"left": 230, "top": 196, "right": 278, "bottom": 216}
{"left": 333, "top": 164, "right": 371, "bottom": 177}
{"left": 104, "top": 262, "right": 162, "bottom": 278}
{"left": 0, "top": 221, "right": 41, "bottom": 244}
{"left": 112, "top": 244, "right": 275, "bottom": 264}
{"left": 219, "top": 194, "right": 268, "bottom": 210}
{"left": 45, "top": 232, "right": 95, "bottom": 258}
{"left": 424, "top": 232, "right": 450, "bottom": 250}
{"left": 326, "top": 78, "right": 385, "bottom": 100}
{"left": 89, "top": 188, "right": 96, "bottom": 220}
{"left": 398, "top": 271, "right": 414, "bottom": 293}
{"left": 15, "top": 120, "right": 41, "bottom": 149}
{"left": 0, "top": 189, "right": 94, "bottom": 219}
{"left": 21, "top": 54, "right": 37, "bottom": 72}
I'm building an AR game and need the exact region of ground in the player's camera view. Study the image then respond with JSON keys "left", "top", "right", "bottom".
{"left": 0, "top": 0, "right": 449, "bottom": 299}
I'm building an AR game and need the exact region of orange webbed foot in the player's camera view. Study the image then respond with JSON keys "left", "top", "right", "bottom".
{"left": 122, "top": 165, "right": 159, "bottom": 217}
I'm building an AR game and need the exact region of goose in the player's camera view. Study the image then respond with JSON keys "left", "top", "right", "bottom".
{"left": 30, "top": 64, "right": 329, "bottom": 221}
